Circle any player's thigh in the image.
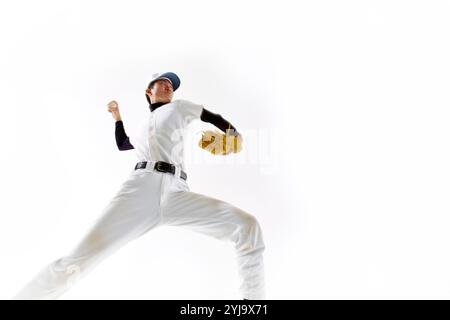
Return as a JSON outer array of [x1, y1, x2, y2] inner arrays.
[[160, 191, 260, 242], [68, 171, 164, 258]]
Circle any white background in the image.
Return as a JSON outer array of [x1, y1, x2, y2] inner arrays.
[[1, 0, 449, 299]]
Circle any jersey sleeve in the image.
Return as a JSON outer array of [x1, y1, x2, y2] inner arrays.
[[176, 99, 204, 125]]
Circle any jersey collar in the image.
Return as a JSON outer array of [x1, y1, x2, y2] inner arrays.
[[149, 101, 170, 112]]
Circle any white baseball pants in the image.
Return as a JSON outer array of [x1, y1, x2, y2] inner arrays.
[[13, 162, 266, 300]]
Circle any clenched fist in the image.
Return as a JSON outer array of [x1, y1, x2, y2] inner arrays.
[[107, 100, 122, 121]]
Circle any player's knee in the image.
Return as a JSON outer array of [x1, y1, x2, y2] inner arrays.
[[38, 256, 83, 292], [232, 210, 265, 253], [242, 213, 259, 232]]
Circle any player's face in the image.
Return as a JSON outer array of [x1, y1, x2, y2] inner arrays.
[[148, 79, 173, 103]]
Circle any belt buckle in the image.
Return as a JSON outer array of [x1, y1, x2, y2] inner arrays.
[[154, 161, 167, 172]]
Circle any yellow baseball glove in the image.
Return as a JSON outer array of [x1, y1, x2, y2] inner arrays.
[[198, 128, 243, 155]]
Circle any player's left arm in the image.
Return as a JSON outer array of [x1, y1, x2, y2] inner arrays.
[[200, 108, 241, 137], [115, 120, 135, 151]]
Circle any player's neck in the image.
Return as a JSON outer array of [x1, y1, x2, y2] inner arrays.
[[149, 101, 170, 112]]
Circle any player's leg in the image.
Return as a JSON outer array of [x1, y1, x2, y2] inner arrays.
[[13, 170, 165, 300], [160, 190, 266, 300]]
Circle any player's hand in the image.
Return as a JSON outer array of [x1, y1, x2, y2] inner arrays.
[[107, 100, 122, 121]]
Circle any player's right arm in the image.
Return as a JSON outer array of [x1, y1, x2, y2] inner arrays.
[[107, 101, 135, 151]]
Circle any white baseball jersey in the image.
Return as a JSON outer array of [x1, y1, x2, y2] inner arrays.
[[129, 99, 204, 172]]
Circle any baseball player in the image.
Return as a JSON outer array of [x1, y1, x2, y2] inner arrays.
[[13, 72, 266, 300]]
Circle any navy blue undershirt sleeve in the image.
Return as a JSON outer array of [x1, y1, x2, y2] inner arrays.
[[200, 108, 240, 136], [115, 120, 134, 151]]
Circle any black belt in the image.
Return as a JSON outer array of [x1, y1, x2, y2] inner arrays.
[[134, 161, 187, 180]]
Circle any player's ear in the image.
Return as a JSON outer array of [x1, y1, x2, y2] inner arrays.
[[145, 88, 152, 97]]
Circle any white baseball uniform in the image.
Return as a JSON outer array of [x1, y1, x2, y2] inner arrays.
[[13, 99, 266, 300]]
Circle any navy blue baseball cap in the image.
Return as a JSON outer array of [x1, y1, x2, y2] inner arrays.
[[148, 72, 180, 91]]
